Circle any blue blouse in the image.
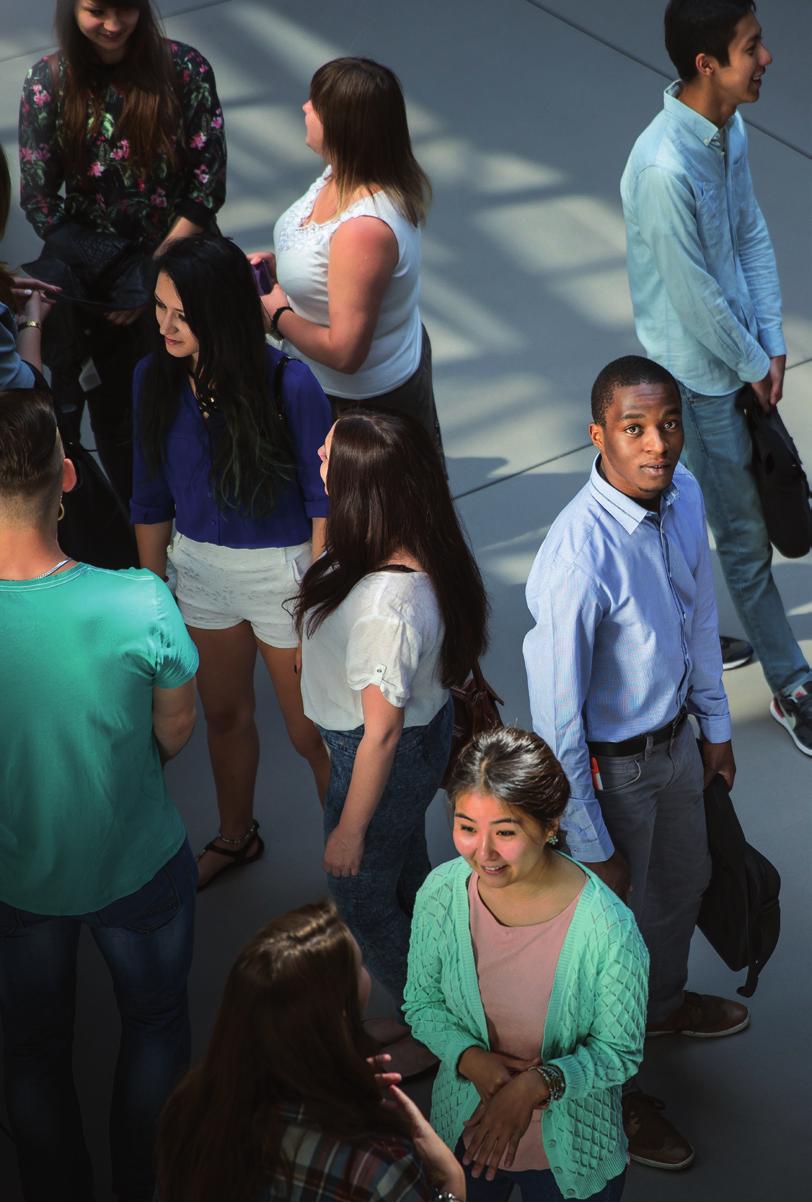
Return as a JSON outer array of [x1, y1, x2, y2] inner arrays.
[[130, 346, 331, 548], [1, 301, 35, 390]]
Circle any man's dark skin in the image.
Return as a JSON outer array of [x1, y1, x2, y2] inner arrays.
[[584, 380, 736, 899]]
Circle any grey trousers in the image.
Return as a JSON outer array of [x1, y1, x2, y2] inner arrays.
[[593, 720, 711, 1024]]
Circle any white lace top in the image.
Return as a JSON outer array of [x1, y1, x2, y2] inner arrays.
[[273, 168, 423, 399], [300, 570, 447, 731]]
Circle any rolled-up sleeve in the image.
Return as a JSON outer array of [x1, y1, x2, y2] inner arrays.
[[283, 358, 332, 519], [523, 553, 615, 862], [130, 359, 176, 524]]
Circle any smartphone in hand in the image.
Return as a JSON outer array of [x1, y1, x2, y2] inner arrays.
[[251, 261, 275, 295]]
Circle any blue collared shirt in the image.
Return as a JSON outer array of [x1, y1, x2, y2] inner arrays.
[[131, 346, 331, 548], [620, 83, 785, 396], [523, 459, 731, 862]]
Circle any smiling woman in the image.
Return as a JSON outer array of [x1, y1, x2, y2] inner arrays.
[[404, 726, 648, 1202]]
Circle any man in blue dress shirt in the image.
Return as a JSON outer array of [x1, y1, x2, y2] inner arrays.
[[621, 0, 812, 755], [524, 356, 747, 1172]]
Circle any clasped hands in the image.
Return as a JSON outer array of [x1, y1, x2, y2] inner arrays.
[[458, 1047, 550, 1180]]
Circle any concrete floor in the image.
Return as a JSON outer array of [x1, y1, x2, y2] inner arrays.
[[1, 1, 810, 1198]]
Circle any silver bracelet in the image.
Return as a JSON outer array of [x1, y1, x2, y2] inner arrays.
[[531, 1063, 566, 1103]]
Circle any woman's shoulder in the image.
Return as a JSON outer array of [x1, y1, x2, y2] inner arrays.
[[166, 39, 214, 76], [353, 570, 439, 625], [416, 857, 469, 905], [23, 53, 59, 88]]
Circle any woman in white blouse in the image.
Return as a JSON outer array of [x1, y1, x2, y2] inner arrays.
[[249, 57, 440, 443], [295, 410, 487, 1063]]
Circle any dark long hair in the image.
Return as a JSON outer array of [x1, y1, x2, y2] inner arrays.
[[0, 144, 14, 310], [310, 57, 431, 225], [139, 235, 296, 517], [155, 901, 411, 1202], [53, 0, 181, 174], [294, 411, 488, 686]]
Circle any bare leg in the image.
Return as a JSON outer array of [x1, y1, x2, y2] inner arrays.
[[188, 622, 262, 888], [256, 642, 331, 805]]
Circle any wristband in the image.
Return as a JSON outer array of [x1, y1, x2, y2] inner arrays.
[[270, 304, 293, 338], [531, 1063, 566, 1104], [18, 319, 42, 331]]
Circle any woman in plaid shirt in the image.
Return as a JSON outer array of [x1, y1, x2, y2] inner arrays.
[[156, 900, 465, 1202]]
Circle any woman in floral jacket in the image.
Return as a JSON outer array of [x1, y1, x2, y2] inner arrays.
[[18, 0, 226, 506]]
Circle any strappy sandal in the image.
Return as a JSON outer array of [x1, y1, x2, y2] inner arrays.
[[196, 819, 265, 892]]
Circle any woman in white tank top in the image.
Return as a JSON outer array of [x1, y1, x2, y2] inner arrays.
[[249, 58, 442, 444]]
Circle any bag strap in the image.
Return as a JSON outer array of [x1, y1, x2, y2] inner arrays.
[[469, 661, 505, 706]]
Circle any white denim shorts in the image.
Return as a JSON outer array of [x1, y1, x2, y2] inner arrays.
[[167, 533, 310, 648]]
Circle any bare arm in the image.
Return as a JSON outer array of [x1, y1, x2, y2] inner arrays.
[[311, 516, 327, 563], [152, 679, 196, 763], [135, 521, 173, 580], [263, 216, 398, 373], [322, 683, 404, 876]]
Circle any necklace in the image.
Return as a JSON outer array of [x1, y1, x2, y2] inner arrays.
[[0, 556, 74, 582]]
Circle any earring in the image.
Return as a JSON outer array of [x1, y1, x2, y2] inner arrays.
[[58, 500, 65, 521], [548, 833, 559, 846]]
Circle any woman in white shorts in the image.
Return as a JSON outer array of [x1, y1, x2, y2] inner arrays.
[[132, 235, 332, 888]]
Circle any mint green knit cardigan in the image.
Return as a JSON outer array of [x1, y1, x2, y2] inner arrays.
[[403, 857, 649, 1201]]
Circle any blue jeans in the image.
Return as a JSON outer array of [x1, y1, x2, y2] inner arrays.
[[0, 840, 197, 1202], [679, 383, 810, 694], [457, 1143, 626, 1201], [320, 697, 452, 1009]]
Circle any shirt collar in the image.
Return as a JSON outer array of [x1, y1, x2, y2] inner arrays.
[[663, 80, 733, 149], [589, 456, 679, 533]]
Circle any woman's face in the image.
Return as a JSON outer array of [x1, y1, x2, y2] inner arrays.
[[452, 790, 552, 891], [317, 423, 335, 493], [73, 3, 140, 65], [154, 272, 200, 365], [303, 98, 326, 157]]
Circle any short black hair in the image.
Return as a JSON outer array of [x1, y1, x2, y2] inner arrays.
[[665, 0, 757, 80], [0, 390, 63, 517], [590, 356, 680, 425]]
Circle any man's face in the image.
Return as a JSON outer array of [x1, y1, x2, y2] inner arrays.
[[589, 382, 684, 505], [707, 12, 772, 108]]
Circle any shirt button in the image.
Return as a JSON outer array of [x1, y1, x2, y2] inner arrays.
[[548, 1140, 557, 1148], [566, 1191, 575, 1198]]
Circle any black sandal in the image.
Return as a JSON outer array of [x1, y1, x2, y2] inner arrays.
[[196, 820, 265, 892]]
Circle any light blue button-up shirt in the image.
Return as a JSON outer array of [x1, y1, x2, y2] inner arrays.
[[620, 83, 785, 396], [523, 459, 731, 862]]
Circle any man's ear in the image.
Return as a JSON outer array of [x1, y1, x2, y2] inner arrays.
[[62, 457, 78, 495], [695, 52, 715, 77], [588, 422, 604, 453]]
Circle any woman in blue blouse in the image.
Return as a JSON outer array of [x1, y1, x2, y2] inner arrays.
[[132, 235, 332, 889]]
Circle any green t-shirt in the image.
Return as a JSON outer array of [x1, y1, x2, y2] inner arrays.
[[0, 564, 199, 915]]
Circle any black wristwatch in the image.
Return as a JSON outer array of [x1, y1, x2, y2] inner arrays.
[[270, 304, 293, 338]]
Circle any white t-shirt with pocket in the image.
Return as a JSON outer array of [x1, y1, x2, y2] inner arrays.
[[300, 570, 447, 731]]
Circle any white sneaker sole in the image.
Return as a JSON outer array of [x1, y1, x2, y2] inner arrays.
[[629, 1149, 696, 1171], [647, 1012, 750, 1039], [770, 699, 812, 757], [722, 654, 752, 671]]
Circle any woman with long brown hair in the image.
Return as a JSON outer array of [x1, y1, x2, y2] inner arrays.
[[18, 0, 226, 502], [156, 901, 466, 1202], [295, 410, 488, 1070], [249, 57, 441, 442]]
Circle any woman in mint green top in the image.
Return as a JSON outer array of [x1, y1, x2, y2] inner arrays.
[[403, 727, 648, 1202]]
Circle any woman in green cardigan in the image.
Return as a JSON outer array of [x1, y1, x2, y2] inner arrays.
[[403, 727, 649, 1201]]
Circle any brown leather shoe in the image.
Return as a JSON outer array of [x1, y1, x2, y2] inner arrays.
[[622, 1093, 695, 1171], [647, 991, 750, 1039]]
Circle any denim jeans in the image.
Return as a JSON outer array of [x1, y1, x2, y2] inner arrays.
[[457, 1141, 626, 1202], [679, 382, 810, 694], [0, 840, 197, 1202], [320, 697, 452, 1009]]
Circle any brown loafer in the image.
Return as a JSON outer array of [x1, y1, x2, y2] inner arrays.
[[622, 1092, 695, 1171], [647, 991, 750, 1039]]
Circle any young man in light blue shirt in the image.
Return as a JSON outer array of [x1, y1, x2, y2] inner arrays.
[[524, 356, 748, 1172], [620, 0, 812, 755]]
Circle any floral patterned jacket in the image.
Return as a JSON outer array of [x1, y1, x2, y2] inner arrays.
[[18, 41, 226, 249]]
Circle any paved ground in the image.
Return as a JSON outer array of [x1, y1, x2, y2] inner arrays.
[[1, 2, 810, 1198]]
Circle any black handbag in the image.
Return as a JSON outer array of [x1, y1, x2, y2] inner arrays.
[[697, 773, 781, 997], [738, 387, 812, 558]]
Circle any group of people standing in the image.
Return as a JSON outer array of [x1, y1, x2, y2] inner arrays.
[[0, 1, 805, 1201]]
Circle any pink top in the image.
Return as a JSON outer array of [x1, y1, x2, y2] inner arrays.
[[465, 872, 583, 1172]]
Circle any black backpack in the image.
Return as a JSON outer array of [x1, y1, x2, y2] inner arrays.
[[697, 773, 781, 997], [739, 388, 812, 558]]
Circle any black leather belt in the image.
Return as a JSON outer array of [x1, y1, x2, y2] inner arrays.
[[588, 707, 687, 758]]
